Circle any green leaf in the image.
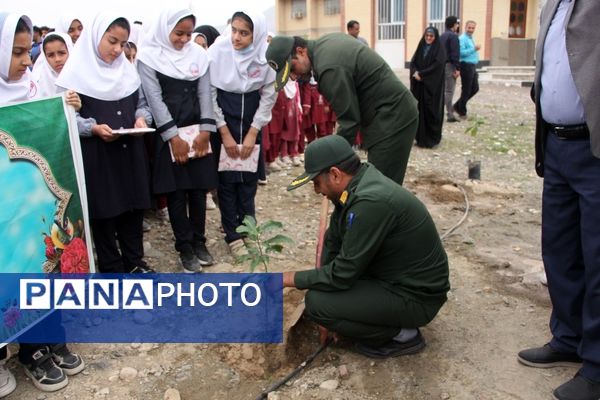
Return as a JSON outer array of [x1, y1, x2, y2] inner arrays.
[[250, 258, 261, 273], [266, 244, 284, 253], [258, 220, 283, 233], [264, 234, 294, 246]]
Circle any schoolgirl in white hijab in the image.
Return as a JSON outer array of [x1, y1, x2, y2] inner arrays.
[[208, 12, 275, 94], [56, 13, 140, 102], [0, 12, 37, 103], [31, 32, 73, 97], [206, 11, 277, 254], [56, 12, 153, 274], [57, 14, 83, 43], [137, 8, 218, 272], [137, 8, 209, 82]]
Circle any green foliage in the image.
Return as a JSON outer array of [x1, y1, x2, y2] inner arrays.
[[465, 116, 486, 137], [235, 216, 294, 272]]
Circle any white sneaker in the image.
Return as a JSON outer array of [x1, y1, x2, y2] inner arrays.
[[291, 156, 302, 166], [206, 194, 217, 210], [280, 156, 292, 167], [268, 162, 281, 172], [0, 363, 16, 398], [155, 207, 169, 222]]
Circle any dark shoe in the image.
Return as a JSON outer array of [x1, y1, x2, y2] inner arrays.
[[22, 347, 68, 392], [453, 104, 467, 119], [50, 344, 85, 376], [553, 373, 600, 400], [518, 344, 582, 368], [447, 116, 459, 123], [354, 330, 426, 359], [180, 252, 202, 273], [129, 264, 156, 274], [193, 242, 214, 266]]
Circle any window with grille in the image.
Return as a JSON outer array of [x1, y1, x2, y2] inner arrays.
[[377, 0, 405, 40], [324, 0, 341, 15], [428, 0, 461, 33], [291, 0, 307, 19], [509, 0, 527, 38]]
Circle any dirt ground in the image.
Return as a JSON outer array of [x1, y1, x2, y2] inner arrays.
[[3, 79, 577, 400]]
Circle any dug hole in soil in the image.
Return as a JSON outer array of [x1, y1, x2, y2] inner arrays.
[[3, 82, 577, 400]]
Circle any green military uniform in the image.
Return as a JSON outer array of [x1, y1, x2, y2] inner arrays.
[[307, 33, 418, 185], [294, 163, 449, 346]]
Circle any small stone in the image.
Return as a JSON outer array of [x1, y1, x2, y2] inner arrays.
[[130, 343, 141, 349], [267, 392, 280, 400], [441, 393, 451, 400], [319, 380, 339, 390], [507, 149, 517, 156], [369, 361, 375, 367], [95, 388, 110, 397], [164, 388, 181, 400], [108, 375, 119, 382], [482, 286, 492, 293], [119, 367, 138, 381], [37, 395, 47, 400], [241, 344, 253, 360], [338, 365, 349, 379]]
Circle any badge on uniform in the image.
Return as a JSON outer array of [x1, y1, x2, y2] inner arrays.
[[347, 212, 355, 229]]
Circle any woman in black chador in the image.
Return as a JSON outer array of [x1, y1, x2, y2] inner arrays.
[[410, 27, 446, 148]]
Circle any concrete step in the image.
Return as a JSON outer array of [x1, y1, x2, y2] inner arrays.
[[478, 76, 533, 87], [479, 66, 535, 74], [485, 72, 535, 80]]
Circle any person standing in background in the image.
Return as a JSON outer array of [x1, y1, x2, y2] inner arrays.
[[517, 1, 600, 399], [439, 16, 460, 123], [347, 20, 368, 46], [409, 27, 446, 149], [453, 20, 479, 119]]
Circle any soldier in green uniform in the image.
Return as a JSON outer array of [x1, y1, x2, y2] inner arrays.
[[266, 34, 418, 185], [284, 135, 449, 358]]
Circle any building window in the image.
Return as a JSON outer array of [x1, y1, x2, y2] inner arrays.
[[509, 0, 527, 38], [377, 0, 405, 40], [324, 0, 341, 15], [291, 0, 307, 19], [428, 0, 461, 33]]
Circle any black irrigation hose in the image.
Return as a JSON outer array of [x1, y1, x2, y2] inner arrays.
[[254, 339, 331, 400], [255, 184, 469, 399]]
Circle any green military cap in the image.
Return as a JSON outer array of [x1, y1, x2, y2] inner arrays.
[[266, 36, 295, 91], [288, 135, 357, 191]]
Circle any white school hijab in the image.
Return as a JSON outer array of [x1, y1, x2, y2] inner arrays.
[[31, 32, 73, 97], [56, 13, 140, 101], [208, 12, 275, 93], [0, 12, 38, 103], [136, 8, 208, 81], [57, 14, 80, 38]]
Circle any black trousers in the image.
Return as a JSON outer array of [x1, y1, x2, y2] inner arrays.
[[166, 188, 207, 254], [454, 62, 479, 116], [91, 210, 145, 273], [218, 181, 257, 244]]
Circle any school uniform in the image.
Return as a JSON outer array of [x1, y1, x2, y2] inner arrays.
[[56, 12, 152, 273], [207, 13, 277, 245], [137, 8, 217, 265]]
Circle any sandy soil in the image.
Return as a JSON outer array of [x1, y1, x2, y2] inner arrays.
[[3, 81, 576, 400]]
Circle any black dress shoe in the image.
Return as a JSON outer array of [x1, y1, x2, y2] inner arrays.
[[554, 373, 600, 400], [518, 344, 582, 368], [354, 330, 426, 359]]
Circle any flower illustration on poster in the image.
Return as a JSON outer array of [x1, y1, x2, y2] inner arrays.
[[42, 213, 89, 274]]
